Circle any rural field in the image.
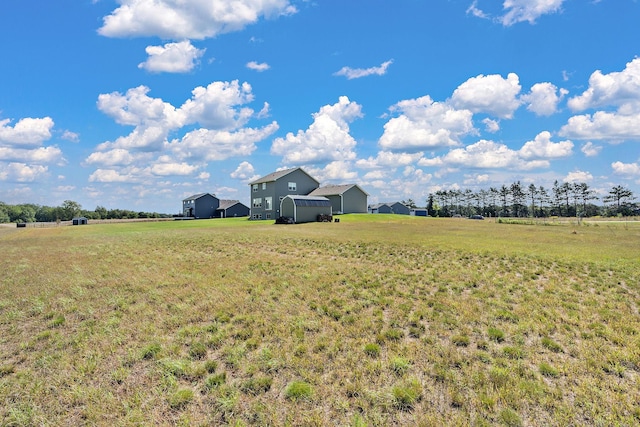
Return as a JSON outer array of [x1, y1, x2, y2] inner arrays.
[[1, 215, 639, 426]]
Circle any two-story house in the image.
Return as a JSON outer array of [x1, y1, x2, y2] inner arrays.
[[248, 167, 320, 220]]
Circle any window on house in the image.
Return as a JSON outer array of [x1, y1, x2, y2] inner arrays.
[[262, 183, 267, 190], [252, 198, 262, 208], [252, 184, 258, 192], [266, 213, 271, 219], [265, 197, 272, 210], [288, 182, 296, 191]]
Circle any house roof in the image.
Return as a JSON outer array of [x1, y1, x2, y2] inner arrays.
[[183, 193, 216, 202], [284, 195, 332, 207], [217, 200, 245, 210], [249, 167, 319, 185], [369, 202, 407, 209], [369, 203, 390, 209], [308, 183, 369, 197]]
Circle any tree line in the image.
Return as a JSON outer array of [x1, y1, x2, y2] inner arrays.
[[420, 182, 637, 218], [0, 200, 171, 223]]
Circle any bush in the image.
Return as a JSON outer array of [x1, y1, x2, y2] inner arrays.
[[285, 381, 313, 401]]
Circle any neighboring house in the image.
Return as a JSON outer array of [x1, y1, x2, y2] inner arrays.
[[72, 217, 88, 225], [182, 193, 220, 218], [308, 184, 368, 214], [280, 195, 332, 224], [249, 167, 320, 220], [216, 200, 249, 218], [369, 202, 411, 215]]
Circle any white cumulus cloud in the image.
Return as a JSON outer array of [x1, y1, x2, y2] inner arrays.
[[423, 139, 550, 171], [139, 41, 205, 73], [561, 58, 640, 142], [231, 161, 258, 181], [170, 123, 279, 161], [0, 163, 48, 183], [271, 96, 362, 164], [612, 161, 640, 176], [581, 141, 602, 157], [99, 0, 297, 40], [564, 170, 593, 183], [450, 73, 522, 119], [519, 131, 573, 159], [521, 82, 568, 116], [379, 95, 475, 151], [567, 58, 640, 113], [0, 117, 54, 146]]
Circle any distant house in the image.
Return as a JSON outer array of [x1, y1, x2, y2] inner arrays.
[[249, 167, 320, 220], [216, 200, 249, 218], [182, 193, 219, 218], [369, 202, 411, 215], [280, 195, 332, 224], [72, 217, 88, 225], [308, 184, 368, 214]]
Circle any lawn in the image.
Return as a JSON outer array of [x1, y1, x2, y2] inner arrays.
[[1, 215, 639, 426]]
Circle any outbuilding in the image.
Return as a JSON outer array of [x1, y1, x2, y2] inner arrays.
[[72, 217, 88, 225], [279, 195, 332, 224]]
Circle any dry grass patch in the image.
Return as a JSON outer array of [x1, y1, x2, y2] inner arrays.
[[1, 217, 639, 425]]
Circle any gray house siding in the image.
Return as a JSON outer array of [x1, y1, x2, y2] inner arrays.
[[369, 202, 410, 215], [390, 202, 411, 215], [183, 193, 220, 218], [280, 196, 332, 223], [308, 184, 368, 214], [217, 200, 249, 218], [249, 168, 319, 220], [342, 186, 368, 213]]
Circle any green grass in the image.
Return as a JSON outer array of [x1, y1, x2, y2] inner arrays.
[[1, 215, 639, 425]]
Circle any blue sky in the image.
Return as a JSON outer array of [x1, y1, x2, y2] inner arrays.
[[1, 0, 639, 214]]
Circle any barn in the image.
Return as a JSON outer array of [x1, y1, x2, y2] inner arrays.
[[280, 195, 332, 224]]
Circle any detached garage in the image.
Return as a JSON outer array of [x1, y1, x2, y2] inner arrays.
[[280, 195, 332, 224]]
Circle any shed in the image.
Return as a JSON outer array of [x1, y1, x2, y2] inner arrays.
[[72, 217, 88, 225], [280, 195, 332, 224]]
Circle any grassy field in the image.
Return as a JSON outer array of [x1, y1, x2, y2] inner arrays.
[[1, 215, 639, 426]]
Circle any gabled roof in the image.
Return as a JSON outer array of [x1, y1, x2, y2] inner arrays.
[[249, 167, 319, 185], [308, 183, 369, 197], [369, 203, 389, 209], [284, 195, 332, 207], [183, 193, 217, 202], [217, 199, 245, 210]]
